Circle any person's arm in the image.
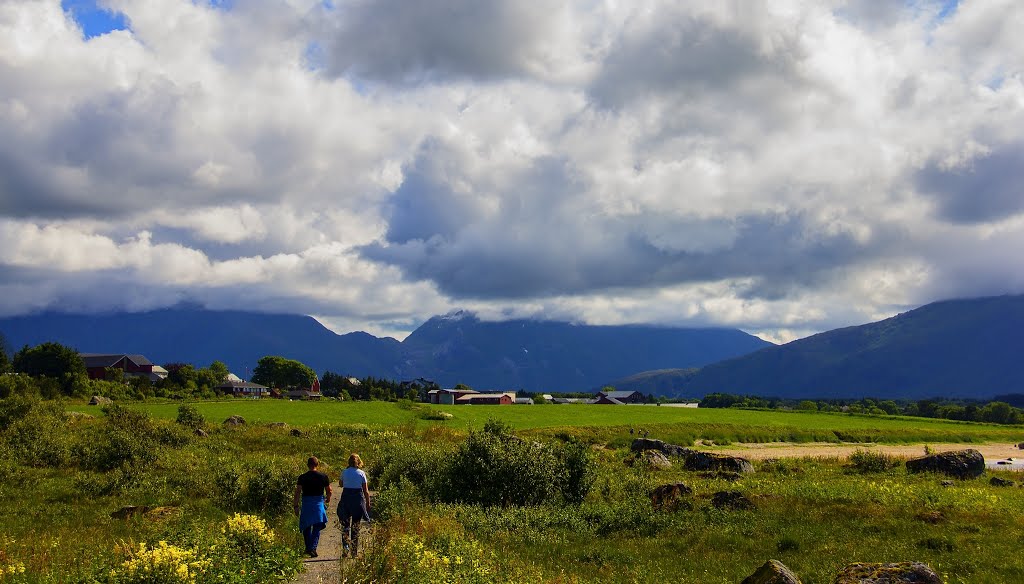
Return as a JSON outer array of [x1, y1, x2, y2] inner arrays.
[[362, 480, 370, 509], [293, 484, 302, 516], [325, 482, 333, 507]]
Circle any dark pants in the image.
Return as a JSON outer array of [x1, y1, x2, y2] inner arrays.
[[338, 488, 369, 554], [301, 522, 325, 553]]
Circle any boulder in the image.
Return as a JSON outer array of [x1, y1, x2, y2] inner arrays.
[[631, 438, 689, 457], [741, 560, 802, 584], [990, 476, 1015, 487], [1018, 442, 1024, 450], [711, 490, 755, 510], [685, 451, 754, 474], [650, 482, 692, 512], [194, 428, 209, 438], [833, 562, 941, 584], [630, 438, 754, 473], [88, 395, 113, 406], [627, 450, 672, 470], [905, 449, 984, 479], [223, 415, 246, 426]]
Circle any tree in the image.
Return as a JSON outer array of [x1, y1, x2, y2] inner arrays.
[[0, 332, 10, 374], [12, 342, 86, 380], [251, 356, 316, 389]]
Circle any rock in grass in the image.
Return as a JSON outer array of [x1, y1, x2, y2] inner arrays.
[[194, 428, 208, 437], [630, 439, 754, 473], [88, 395, 113, 406], [741, 559, 802, 584], [290, 428, 304, 437], [650, 482, 692, 511], [833, 562, 941, 583], [990, 476, 1015, 487], [685, 451, 754, 474], [711, 490, 754, 510], [266, 422, 289, 429], [1018, 442, 1024, 449], [223, 415, 246, 426], [626, 450, 672, 470], [905, 449, 984, 479], [631, 438, 688, 457], [110, 505, 151, 520]]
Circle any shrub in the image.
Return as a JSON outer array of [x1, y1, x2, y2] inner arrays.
[[222, 513, 276, 556], [110, 541, 210, 584], [848, 449, 901, 473], [175, 404, 205, 430]]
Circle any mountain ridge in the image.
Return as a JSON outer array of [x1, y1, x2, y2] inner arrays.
[[0, 306, 770, 392], [611, 294, 1024, 400]]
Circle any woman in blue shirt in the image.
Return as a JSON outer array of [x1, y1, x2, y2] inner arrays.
[[338, 453, 371, 556]]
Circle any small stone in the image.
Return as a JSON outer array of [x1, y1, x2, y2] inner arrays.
[[990, 476, 1015, 487], [223, 415, 246, 426], [266, 422, 289, 429], [194, 428, 208, 437], [940, 480, 954, 487], [290, 428, 304, 437], [741, 559, 802, 584]]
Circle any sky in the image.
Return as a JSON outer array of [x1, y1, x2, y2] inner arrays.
[[1, 0, 1023, 343]]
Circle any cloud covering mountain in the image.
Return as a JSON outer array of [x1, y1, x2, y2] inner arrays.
[[2, 0, 1024, 341]]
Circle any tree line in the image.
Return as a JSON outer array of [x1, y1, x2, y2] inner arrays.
[[698, 392, 1024, 425], [0, 336, 441, 402]]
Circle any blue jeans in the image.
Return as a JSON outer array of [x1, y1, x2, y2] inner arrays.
[[301, 522, 326, 553]]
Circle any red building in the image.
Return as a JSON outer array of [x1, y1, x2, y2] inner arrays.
[[81, 354, 168, 382]]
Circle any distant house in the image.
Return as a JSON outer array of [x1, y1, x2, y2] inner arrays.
[[428, 388, 479, 405], [514, 397, 534, 405], [596, 390, 645, 404], [287, 389, 322, 401], [81, 354, 168, 382], [216, 379, 270, 398], [594, 395, 625, 405], [455, 392, 515, 405], [551, 397, 585, 404]]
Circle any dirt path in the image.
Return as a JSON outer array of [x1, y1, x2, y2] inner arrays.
[[707, 441, 1023, 467]]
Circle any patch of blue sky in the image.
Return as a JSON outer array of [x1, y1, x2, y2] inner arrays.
[[303, 41, 327, 72], [61, 0, 128, 39], [206, 0, 235, 11]]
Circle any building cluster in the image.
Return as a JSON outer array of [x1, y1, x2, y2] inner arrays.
[[427, 388, 645, 405]]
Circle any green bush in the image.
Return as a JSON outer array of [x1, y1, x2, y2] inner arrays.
[[175, 404, 206, 429], [848, 448, 902, 473]]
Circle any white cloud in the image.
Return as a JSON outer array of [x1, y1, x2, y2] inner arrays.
[[1, 0, 1023, 343]]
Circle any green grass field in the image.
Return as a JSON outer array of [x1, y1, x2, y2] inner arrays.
[[71, 399, 1024, 445]]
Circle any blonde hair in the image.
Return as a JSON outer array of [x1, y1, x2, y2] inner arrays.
[[347, 453, 363, 469]]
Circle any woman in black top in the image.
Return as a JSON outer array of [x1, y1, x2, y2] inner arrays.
[[293, 456, 332, 557]]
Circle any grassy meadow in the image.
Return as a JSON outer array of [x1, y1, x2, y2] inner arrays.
[[1, 398, 1022, 583], [79, 399, 1024, 444]]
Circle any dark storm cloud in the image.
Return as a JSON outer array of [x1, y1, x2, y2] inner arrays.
[[325, 0, 556, 83], [915, 143, 1024, 224], [363, 140, 887, 300], [588, 8, 804, 109]]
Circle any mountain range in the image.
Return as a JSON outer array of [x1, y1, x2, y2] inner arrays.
[[612, 295, 1024, 400], [0, 307, 770, 392], [3, 294, 1022, 398]]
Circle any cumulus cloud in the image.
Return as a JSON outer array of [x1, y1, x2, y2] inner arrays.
[[1, 0, 1024, 343]]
